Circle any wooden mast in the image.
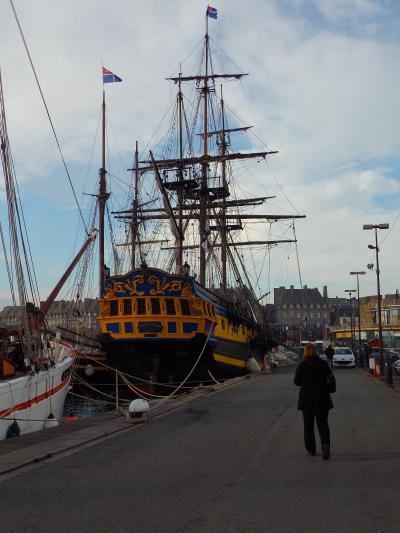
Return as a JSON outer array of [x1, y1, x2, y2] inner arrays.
[[220, 86, 227, 289], [199, 16, 209, 285], [131, 140, 139, 269], [177, 71, 184, 274], [98, 90, 107, 297]]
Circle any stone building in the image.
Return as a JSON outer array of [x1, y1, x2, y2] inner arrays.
[[0, 299, 99, 335], [273, 285, 331, 342]]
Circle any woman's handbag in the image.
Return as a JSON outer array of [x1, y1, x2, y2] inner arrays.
[[327, 372, 336, 393]]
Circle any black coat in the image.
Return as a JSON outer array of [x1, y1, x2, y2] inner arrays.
[[294, 356, 334, 412]]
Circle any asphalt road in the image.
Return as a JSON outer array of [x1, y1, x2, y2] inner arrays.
[[1, 365, 400, 533]]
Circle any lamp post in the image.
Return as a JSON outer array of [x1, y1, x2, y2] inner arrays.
[[363, 223, 391, 384], [350, 271, 366, 366], [345, 289, 357, 354]]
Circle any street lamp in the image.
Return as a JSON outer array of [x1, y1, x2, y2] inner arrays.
[[350, 271, 366, 366], [345, 289, 357, 354], [363, 223, 391, 384]]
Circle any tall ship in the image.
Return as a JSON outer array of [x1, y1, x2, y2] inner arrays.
[[94, 9, 305, 386]]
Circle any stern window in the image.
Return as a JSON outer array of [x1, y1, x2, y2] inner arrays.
[[109, 300, 118, 316], [137, 299, 146, 315], [180, 299, 191, 315], [123, 299, 132, 315], [165, 298, 176, 315], [151, 299, 161, 314]]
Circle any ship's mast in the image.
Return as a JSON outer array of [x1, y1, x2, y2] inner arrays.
[[177, 72, 184, 274], [199, 18, 210, 285], [98, 91, 107, 297], [220, 87, 227, 289], [116, 15, 306, 294], [131, 140, 139, 269]]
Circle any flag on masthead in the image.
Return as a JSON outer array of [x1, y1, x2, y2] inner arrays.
[[102, 67, 122, 84], [206, 6, 218, 19]]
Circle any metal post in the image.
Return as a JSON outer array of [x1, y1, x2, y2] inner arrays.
[[374, 228, 385, 378], [350, 272, 367, 366], [363, 223, 389, 380], [356, 275, 362, 365], [115, 369, 119, 412], [365, 227, 390, 380], [350, 298, 355, 355], [345, 289, 356, 353]]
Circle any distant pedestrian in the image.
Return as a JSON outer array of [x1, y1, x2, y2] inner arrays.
[[325, 344, 334, 369], [294, 342, 334, 460]]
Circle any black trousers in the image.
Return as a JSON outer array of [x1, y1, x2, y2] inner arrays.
[[302, 410, 330, 453]]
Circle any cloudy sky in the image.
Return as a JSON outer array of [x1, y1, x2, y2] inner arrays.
[[0, 0, 399, 308]]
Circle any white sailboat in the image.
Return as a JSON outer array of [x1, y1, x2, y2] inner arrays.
[[0, 68, 95, 440]]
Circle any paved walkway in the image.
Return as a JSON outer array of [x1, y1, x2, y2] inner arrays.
[[1, 366, 400, 532]]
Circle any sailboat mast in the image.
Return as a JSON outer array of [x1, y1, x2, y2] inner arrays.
[[220, 87, 227, 289], [199, 19, 210, 285], [131, 140, 139, 270], [98, 90, 107, 297]]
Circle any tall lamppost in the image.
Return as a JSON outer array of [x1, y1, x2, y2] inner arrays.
[[350, 271, 366, 366], [345, 289, 357, 354], [363, 223, 391, 384]]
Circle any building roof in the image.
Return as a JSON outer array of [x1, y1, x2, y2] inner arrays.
[[274, 286, 325, 307]]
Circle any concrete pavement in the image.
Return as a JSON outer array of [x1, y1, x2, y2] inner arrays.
[[1, 365, 400, 532]]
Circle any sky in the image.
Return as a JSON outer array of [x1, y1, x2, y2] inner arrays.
[[0, 0, 399, 308]]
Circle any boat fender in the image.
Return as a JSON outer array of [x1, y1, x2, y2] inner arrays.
[[6, 420, 21, 439], [84, 363, 95, 377], [246, 357, 261, 373], [128, 399, 150, 419], [44, 412, 58, 429]]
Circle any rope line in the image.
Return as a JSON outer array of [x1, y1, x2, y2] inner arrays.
[[148, 327, 213, 413], [76, 350, 215, 388]]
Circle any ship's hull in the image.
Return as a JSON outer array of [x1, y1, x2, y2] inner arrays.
[[92, 267, 270, 391], [0, 344, 74, 441], [99, 333, 260, 381]]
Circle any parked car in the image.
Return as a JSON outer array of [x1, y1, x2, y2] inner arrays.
[[370, 348, 400, 363], [333, 347, 355, 368], [393, 359, 400, 376]]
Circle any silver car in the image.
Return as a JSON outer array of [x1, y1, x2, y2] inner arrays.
[[333, 347, 355, 368]]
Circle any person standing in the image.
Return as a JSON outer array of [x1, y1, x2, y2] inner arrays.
[[294, 343, 334, 460], [325, 344, 335, 369]]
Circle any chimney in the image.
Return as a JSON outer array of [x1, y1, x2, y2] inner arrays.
[[323, 286, 328, 299]]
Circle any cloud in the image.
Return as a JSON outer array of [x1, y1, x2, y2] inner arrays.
[[312, 0, 386, 22]]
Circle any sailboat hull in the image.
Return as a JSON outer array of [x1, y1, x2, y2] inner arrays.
[[0, 348, 74, 441]]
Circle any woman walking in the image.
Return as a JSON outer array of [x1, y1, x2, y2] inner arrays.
[[294, 343, 334, 460]]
